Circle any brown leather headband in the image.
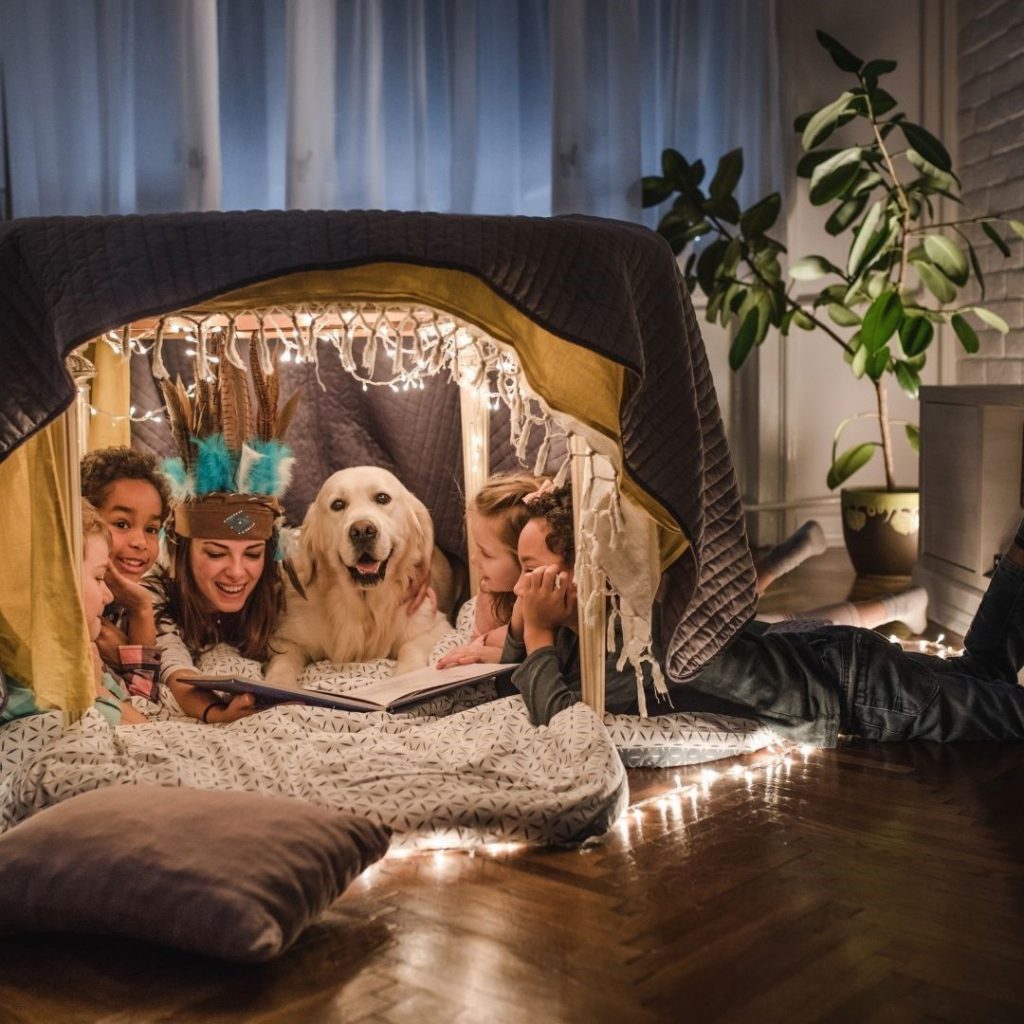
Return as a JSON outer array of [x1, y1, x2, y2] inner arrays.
[[172, 493, 279, 541]]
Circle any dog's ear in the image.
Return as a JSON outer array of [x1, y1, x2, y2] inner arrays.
[[404, 490, 435, 571], [296, 498, 325, 588]]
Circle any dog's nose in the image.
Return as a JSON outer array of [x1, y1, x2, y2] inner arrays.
[[349, 520, 378, 544]]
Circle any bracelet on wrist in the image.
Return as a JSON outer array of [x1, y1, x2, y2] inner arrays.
[[200, 700, 225, 724]]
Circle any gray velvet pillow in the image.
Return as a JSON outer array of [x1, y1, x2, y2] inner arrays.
[[0, 785, 390, 962]]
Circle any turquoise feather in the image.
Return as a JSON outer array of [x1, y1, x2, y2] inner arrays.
[[246, 439, 295, 496], [193, 434, 238, 493], [160, 457, 192, 501]]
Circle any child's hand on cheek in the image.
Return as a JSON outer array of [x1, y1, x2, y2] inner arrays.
[[105, 561, 154, 613], [514, 566, 575, 650]]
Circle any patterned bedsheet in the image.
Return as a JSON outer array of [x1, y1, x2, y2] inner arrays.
[[0, 603, 774, 846]]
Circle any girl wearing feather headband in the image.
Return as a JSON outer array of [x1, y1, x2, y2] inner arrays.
[[150, 334, 301, 724]]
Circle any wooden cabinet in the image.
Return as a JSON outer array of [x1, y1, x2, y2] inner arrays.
[[914, 386, 1024, 634]]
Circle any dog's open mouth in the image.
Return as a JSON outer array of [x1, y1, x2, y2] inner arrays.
[[346, 553, 390, 587]]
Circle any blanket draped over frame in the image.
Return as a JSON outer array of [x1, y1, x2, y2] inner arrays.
[[0, 210, 756, 679]]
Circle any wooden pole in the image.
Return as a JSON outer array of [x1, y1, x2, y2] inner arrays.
[[569, 434, 606, 716], [458, 344, 491, 595]]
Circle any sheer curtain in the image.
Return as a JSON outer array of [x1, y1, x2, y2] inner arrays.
[[0, 0, 780, 218]]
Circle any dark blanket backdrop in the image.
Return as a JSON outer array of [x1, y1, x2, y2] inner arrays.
[[0, 210, 756, 678], [131, 344, 561, 572]]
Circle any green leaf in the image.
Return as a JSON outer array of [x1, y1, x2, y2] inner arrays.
[[895, 361, 921, 398], [791, 309, 815, 330], [661, 148, 689, 188], [828, 303, 862, 327], [905, 423, 920, 453], [641, 176, 673, 207], [672, 195, 702, 218], [951, 313, 979, 353], [656, 207, 691, 233], [865, 270, 892, 299], [913, 260, 956, 303], [851, 170, 884, 196], [680, 220, 713, 244], [788, 255, 836, 281], [905, 147, 957, 191], [709, 148, 744, 201], [689, 159, 706, 187], [825, 194, 868, 235], [729, 309, 760, 371], [847, 199, 884, 276], [703, 194, 741, 224], [739, 193, 781, 237], [827, 443, 877, 490], [809, 147, 864, 205], [867, 346, 891, 380], [816, 31, 863, 73], [982, 221, 1012, 257], [966, 240, 986, 300], [802, 91, 857, 150], [899, 121, 952, 172], [866, 88, 898, 117], [898, 315, 934, 357], [851, 344, 868, 378], [971, 306, 1010, 333], [753, 248, 783, 284], [861, 290, 903, 352], [1009, 220, 1024, 239], [923, 235, 969, 285], [862, 58, 897, 81], [796, 149, 840, 178], [696, 238, 729, 295], [793, 109, 814, 133], [721, 238, 743, 277]]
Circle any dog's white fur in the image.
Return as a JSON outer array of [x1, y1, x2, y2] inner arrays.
[[265, 467, 452, 685]]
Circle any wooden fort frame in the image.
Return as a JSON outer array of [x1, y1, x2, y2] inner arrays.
[[68, 293, 615, 714]]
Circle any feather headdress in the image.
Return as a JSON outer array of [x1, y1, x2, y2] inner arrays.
[[159, 333, 300, 542]]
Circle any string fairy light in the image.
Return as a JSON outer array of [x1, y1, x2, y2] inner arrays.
[[87, 302, 563, 474], [359, 743, 819, 877]]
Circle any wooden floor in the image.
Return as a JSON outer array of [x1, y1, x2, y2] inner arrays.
[[3, 551, 1024, 1023]]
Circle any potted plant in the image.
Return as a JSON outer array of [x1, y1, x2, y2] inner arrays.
[[642, 30, 1023, 574]]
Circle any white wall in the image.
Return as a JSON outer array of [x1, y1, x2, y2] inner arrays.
[[956, 0, 1024, 384], [721, 0, 958, 546]]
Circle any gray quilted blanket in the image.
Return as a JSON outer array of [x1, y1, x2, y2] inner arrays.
[[0, 210, 756, 678]]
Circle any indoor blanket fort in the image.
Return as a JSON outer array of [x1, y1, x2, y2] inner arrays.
[[0, 209, 766, 851]]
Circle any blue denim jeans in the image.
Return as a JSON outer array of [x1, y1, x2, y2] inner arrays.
[[675, 556, 1024, 745]]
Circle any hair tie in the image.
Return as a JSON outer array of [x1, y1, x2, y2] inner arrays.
[[522, 480, 556, 505]]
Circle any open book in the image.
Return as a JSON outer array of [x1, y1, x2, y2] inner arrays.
[[187, 660, 517, 714]]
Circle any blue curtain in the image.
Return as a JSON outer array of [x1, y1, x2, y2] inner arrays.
[[0, 0, 780, 219]]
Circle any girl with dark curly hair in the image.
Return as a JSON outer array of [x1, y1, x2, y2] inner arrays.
[[80, 446, 171, 704]]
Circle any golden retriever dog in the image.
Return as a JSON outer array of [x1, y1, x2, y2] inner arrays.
[[265, 467, 454, 685]]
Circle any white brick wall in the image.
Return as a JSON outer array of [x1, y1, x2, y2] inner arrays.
[[957, 0, 1024, 382]]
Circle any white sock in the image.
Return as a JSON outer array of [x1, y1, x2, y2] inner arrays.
[[881, 586, 929, 635]]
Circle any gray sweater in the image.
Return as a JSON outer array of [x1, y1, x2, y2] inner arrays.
[[501, 628, 645, 726]]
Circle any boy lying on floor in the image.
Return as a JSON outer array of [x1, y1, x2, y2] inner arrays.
[[504, 483, 1024, 745]]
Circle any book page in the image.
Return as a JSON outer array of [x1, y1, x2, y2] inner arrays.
[[304, 661, 515, 707]]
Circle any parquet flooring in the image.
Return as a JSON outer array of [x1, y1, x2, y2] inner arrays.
[[2, 551, 1024, 1023]]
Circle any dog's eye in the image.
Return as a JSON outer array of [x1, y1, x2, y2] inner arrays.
[[374, 493, 391, 505], [330, 499, 347, 511]]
